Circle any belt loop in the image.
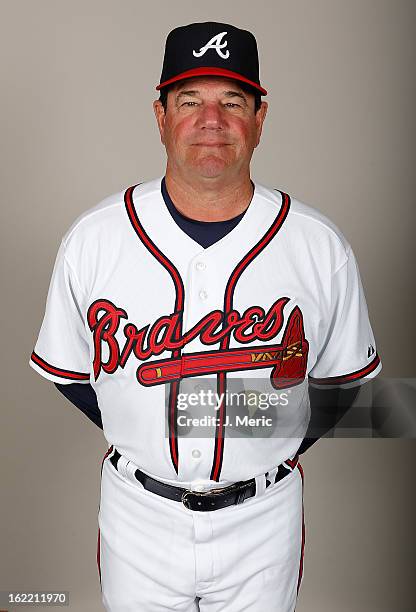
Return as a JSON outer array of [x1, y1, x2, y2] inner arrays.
[[267, 467, 279, 487], [117, 455, 133, 482], [126, 460, 140, 483], [255, 474, 266, 498]]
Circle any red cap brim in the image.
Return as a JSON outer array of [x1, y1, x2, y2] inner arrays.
[[156, 66, 267, 95]]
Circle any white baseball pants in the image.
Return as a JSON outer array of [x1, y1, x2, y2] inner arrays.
[[97, 451, 305, 611]]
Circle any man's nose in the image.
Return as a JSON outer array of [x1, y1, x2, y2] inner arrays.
[[197, 102, 226, 128]]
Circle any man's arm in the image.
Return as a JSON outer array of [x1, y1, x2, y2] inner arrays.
[[296, 383, 361, 455], [54, 382, 103, 429]]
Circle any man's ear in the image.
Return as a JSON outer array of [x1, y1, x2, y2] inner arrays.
[[153, 100, 166, 145], [254, 100, 268, 148]]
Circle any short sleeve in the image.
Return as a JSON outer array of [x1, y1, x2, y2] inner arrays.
[[29, 239, 91, 384], [308, 245, 382, 388]]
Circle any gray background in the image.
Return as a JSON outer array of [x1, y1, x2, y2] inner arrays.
[[1, 1, 415, 610]]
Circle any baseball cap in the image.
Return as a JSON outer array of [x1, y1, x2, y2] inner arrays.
[[156, 22, 267, 95]]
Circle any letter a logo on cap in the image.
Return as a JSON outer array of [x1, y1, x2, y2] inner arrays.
[[193, 32, 230, 59]]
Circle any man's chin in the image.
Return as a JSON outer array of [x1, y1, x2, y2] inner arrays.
[[190, 157, 232, 179]]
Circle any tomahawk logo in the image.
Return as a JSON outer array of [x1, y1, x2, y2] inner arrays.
[[193, 32, 230, 59]]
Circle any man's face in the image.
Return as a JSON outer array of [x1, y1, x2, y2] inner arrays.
[[153, 76, 268, 180]]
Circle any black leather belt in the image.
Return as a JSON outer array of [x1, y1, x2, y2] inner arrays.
[[109, 448, 298, 512]]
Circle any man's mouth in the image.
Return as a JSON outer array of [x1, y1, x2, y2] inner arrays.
[[193, 142, 230, 146]]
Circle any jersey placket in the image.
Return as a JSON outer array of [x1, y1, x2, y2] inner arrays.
[[176, 251, 224, 484]]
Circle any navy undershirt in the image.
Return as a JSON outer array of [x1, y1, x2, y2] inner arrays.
[[161, 175, 252, 248]]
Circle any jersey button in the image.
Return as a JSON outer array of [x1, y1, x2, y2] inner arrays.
[[192, 449, 202, 459], [195, 261, 206, 271], [199, 290, 208, 300]]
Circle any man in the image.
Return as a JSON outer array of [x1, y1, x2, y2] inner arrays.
[[29, 22, 381, 611]]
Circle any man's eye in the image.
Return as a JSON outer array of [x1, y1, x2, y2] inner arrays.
[[225, 102, 240, 108], [182, 101, 198, 107]]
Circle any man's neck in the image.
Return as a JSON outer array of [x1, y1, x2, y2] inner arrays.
[[164, 169, 254, 222]]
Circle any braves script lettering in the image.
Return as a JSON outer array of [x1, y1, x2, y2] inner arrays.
[[87, 297, 296, 383]]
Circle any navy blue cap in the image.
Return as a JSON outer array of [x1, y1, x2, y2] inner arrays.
[[157, 22, 267, 95]]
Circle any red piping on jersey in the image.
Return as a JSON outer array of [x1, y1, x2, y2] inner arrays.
[[30, 351, 90, 381], [210, 190, 291, 481], [124, 185, 185, 474], [296, 462, 305, 595], [308, 353, 380, 386], [285, 455, 299, 470]]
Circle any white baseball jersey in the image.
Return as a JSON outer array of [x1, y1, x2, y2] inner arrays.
[[29, 177, 381, 484]]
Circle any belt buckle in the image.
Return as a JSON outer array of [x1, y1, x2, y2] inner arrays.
[[181, 489, 193, 509], [181, 482, 243, 510], [181, 489, 211, 510]]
